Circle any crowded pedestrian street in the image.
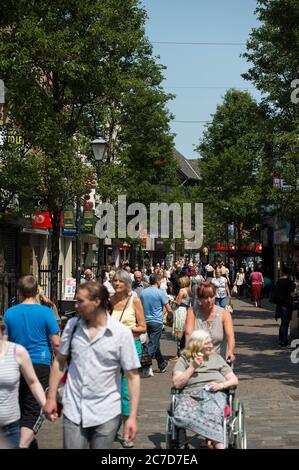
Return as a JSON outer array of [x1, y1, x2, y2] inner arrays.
[[37, 298, 299, 450], [1, 0, 299, 456]]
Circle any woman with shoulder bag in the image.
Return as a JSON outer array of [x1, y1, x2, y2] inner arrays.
[[111, 270, 146, 448], [235, 268, 245, 299]]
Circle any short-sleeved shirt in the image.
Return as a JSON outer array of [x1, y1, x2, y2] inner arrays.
[[173, 353, 232, 390], [140, 287, 168, 324], [211, 276, 227, 298], [4, 304, 59, 365], [59, 314, 140, 428]]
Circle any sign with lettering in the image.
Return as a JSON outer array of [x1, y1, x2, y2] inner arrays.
[[81, 209, 95, 234], [62, 208, 76, 236], [64, 278, 76, 300]]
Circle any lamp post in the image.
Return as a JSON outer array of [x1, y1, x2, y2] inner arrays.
[[91, 137, 108, 280], [75, 193, 82, 288]]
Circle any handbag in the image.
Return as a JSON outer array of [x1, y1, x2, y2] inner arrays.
[[226, 298, 234, 314], [140, 342, 152, 367], [231, 285, 238, 297], [57, 318, 79, 405]]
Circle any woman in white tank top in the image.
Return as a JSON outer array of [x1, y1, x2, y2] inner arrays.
[[0, 319, 46, 448]]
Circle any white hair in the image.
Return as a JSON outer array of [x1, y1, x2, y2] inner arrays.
[[181, 329, 212, 360], [112, 269, 132, 292]]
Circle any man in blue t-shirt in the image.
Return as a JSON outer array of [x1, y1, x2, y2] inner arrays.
[[140, 274, 173, 373], [4, 275, 60, 448]]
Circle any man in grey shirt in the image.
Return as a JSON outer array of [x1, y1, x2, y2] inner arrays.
[[132, 271, 149, 297], [43, 282, 140, 449]]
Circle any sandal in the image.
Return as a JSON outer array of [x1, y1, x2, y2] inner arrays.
[[120, 440, 134, 448], [116, 434, 134, 448]]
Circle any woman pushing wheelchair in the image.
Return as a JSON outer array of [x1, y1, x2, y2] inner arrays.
[[172, 329, 238, 449]]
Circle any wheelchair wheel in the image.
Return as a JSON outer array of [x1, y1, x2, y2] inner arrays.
[[166, 415, 175, 449], [233, 400, 247, 449], [165, 415, 186, 449]]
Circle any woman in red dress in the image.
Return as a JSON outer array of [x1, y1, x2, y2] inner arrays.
[[249, 266, 264, 307]]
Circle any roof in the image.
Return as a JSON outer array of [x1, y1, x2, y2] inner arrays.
[[173, 149, 201, 181]]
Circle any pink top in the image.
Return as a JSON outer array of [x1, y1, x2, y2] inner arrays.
[[250, 271, 264, 286]]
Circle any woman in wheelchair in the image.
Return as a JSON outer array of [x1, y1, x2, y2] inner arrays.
[[172, 329, 238, 449]]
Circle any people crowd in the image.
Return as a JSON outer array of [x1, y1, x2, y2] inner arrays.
[[1, 257, 298, 449]]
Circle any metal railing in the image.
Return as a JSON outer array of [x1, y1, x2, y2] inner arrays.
[[0, 272, 20, 316], [38, 265, 63, 301], [0, 266, 63, 315]]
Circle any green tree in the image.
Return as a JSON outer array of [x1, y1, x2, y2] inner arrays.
[[0, 0, 176, 300], [196, 89, 264, 266], [0, 138, 36, 220], [242, 0, 299, 264]]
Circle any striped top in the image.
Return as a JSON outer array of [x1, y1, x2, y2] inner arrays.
[[0, 342, 20, 426]]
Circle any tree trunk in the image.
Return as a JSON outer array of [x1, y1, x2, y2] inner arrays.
[[50, 211, 61, 306], [238, 225, 243, 271]]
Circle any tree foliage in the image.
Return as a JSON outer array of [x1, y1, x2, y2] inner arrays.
[[196, 89, 264, 254], [242, 0, 299, 263], [0, 0, 178, 298]]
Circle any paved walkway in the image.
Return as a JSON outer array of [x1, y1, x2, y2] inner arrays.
[[38, 299, 299, 449]]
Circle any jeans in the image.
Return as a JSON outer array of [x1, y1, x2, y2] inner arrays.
[[146, 322, 167, 370], [63, 415, 120, 449], [215, 297, 227, 308], [2, 420, 20, 448], [277, 305, 292, 345]]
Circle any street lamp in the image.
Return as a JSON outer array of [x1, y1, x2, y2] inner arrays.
[[91, 137, 107, 162], [75, 138, 107, 288], [91, 137, 108, 280]]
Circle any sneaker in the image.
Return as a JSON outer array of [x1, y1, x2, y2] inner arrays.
[[159, 362, 168, 373], [148, 366, 154, 376]]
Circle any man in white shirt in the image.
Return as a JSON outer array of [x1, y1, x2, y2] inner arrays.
[[43, 282, 140, 449]]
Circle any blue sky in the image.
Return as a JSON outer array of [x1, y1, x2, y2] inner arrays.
[[141, 0, 260, 159]]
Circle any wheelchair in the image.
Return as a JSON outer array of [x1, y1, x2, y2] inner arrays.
[[166, 385, 247, 449]]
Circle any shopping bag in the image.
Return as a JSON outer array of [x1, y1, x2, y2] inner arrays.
[[231, 285, 238, 297]]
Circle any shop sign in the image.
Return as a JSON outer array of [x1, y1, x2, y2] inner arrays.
[[32, 211, 63, 230], [7, 129, 24, 145], [119, 245, 129, 251], [32, 211, 52, 229], [273, 177, 292, 191], [62, 208, 76, 236], [81, 209, 95, 234], [64, 278, 76, 300]]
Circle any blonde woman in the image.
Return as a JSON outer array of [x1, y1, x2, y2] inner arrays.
[[110, 270, 146, 448], [235, 268, 245, 298], [172, 329, 238, 449], [172, 276, 191, 359]]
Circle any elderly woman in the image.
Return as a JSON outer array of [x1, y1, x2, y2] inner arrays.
[[103, 270, 116, 297], [110, 270, 146, 448], [185, 282, 235, 361], [172, 329, 238, 449]]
